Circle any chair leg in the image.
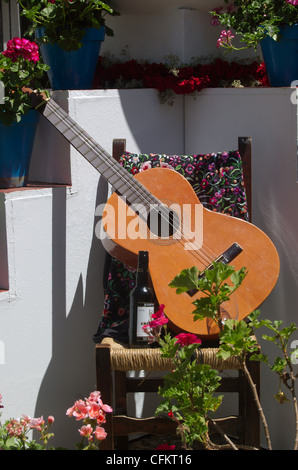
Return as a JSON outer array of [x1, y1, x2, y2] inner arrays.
[[239, 359, 260, 449], [114, 370, 129, 449], [96, 344, 114, 450]]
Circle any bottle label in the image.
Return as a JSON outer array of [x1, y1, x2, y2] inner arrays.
[[136, 303, 154, 338]]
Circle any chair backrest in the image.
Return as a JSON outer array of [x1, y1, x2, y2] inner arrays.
[[112, 137, 252, 221], [238, 137, 252, 221]]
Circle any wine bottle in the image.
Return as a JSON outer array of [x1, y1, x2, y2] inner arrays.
[[129, 251, 155, 346]]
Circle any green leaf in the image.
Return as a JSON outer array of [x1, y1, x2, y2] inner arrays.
[[169, 266, 199, 294], [271, 357, 287, 373], [250, 353, 268, 363]]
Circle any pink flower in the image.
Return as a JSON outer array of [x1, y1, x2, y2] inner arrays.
[[88, 403, 106, 423], [102, 403, 113, 413], [217, 29, 235, 49], [94, 426, 107, 441], [88, 391, 102, 402], [67, 391, 113, 425], [0, 393, 3, 409], [7, 422, 24, 437], [66, 399, 89, 421], [142, 304, 168, 343], [27, 416, 45, 431], [143, 304, 168, 330], [79, 424, 93, 438], [175, 333, 202, 346], [142, 304, 169, 343], [151, 304, 168, 325], [87, 391, 113, 414], [286, 0, 298, 4], [148, 315, 168, 329], [48, 415, 55, 425]]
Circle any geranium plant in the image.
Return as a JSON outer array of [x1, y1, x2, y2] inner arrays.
[[13, 0, 119, 51], [0, 394, 55, 450], [156, 330, 225, 450], [0, 37, 49, 125], [0, 390, 112, 450], [211, 0, 298, 51], [66, 390, 113, 450], [142, 304, 235, 449], [154, 261, 298, 450]]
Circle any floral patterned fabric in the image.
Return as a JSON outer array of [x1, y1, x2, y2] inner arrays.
[[93, 150, 249, 344]]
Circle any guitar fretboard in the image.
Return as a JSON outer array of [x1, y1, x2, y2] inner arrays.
[[42, 98, 160, 212]]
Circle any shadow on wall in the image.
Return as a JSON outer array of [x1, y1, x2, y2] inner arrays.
[[33, 179, 108, 449], [117, 89, 185, 155]]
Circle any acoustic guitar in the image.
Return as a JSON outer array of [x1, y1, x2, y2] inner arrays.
[[31, 92, 280, 341]]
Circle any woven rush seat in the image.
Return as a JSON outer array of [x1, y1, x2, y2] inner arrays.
[[99, 336, 243, 372], [96, 337, 260, 450]]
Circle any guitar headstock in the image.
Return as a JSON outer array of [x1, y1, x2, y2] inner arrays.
[[22, 87, 49, 113]]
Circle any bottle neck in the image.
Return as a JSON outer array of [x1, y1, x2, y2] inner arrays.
[[135, 251, 150, 286], [136, 265, 149, 286]]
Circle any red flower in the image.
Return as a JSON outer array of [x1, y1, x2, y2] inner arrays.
[[146, 304, 168, 329], [155, 443, 176, 450], [175, 333, 202, 346], [93, 56, 269, 97], [3, 37, 40, 63]]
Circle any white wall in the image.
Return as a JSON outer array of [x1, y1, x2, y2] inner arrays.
[[1, 87, 297, 449], [102, 4, 260, 63]]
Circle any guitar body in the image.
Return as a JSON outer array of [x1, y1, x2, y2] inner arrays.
[[102, 168, 280, 341]]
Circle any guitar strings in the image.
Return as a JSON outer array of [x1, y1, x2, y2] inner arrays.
[[45, 100, 218, 266], [45, 99, 219, 268], [46, 99, 218, 266]]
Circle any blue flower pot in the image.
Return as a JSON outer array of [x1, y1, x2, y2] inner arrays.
[[0, 110, 39, 188], [35, 27, 105, 90], [260, 24, 298, 86]]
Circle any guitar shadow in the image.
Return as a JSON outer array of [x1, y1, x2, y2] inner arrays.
[[33, 177, 108, 449]]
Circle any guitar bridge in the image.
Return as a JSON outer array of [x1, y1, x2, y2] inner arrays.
[[187, 242, 243, 297]]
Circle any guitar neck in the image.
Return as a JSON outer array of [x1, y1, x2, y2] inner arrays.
[[40, 98, 158, 209]]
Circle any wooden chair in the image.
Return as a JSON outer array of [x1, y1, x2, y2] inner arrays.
[[95, 137, 260, 450]]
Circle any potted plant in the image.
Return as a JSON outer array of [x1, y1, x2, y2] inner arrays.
[[211, 0, 298, 86], [0, 37, 49, 188], [13, 0, 120, 90]]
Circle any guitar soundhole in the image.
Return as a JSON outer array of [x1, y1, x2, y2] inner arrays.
[[147, 205, 180, 239]]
